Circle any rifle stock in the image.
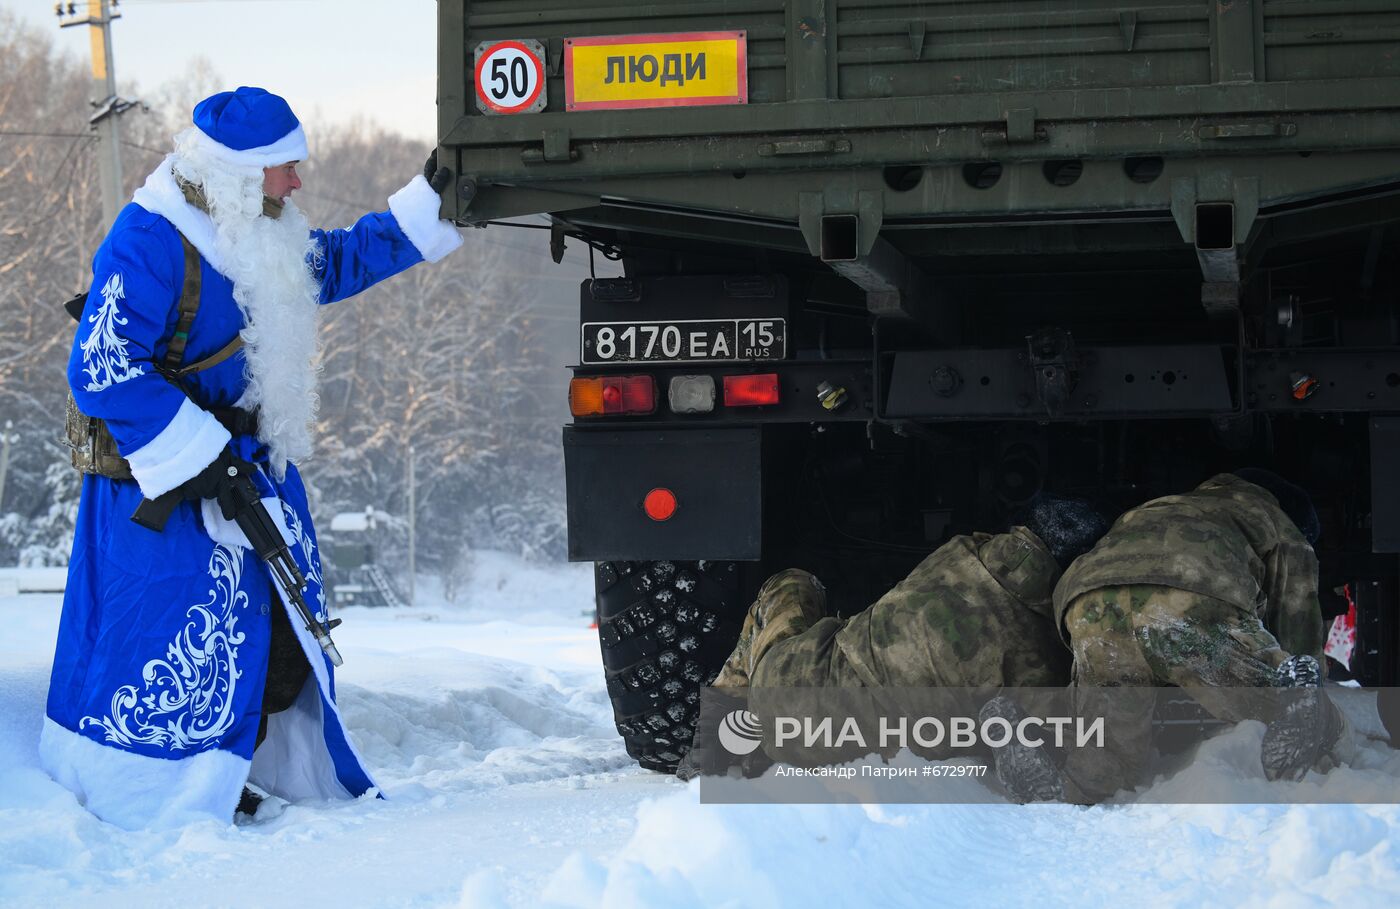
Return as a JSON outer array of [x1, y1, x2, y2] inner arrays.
[[131, 489, 182, 531]]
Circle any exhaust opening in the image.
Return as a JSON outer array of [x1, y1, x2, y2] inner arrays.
[[1196, 203, 1235, 251], [820, 215, 860, 262]]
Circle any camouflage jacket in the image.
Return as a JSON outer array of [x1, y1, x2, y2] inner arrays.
[[835, 527, 1070, 687], [1053, 473, 1324, 660]]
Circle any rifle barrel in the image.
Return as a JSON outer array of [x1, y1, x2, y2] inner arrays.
[[133, 477, 345, 667], [229, 488, 344, 667]]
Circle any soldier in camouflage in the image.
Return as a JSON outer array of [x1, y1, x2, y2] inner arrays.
[[711, 495, 1112, 693], [695, 472, 1347, 802], [1049, 470, 1347, 800], [681, 498, 1108, 785], [712, 526, 1073, 692]]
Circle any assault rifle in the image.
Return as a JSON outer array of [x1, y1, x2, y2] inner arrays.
[[132, 476, 345, 666]]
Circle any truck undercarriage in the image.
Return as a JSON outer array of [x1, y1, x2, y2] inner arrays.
[[559, 189, 1400, 768]]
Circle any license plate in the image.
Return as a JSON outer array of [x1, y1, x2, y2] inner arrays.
[[581, 318, 785, 364]]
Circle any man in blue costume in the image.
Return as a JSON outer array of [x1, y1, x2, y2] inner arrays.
[[42, 87, 463, 829]]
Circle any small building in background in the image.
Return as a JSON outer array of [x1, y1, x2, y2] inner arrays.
[[325, 508, 407, 608]]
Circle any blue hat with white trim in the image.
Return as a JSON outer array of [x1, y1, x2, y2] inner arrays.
[[191, 86, 308, 167]]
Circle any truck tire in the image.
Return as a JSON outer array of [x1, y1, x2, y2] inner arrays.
[[595, 559, 748, 773]]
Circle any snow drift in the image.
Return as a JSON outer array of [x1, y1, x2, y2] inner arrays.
[[2, 551, 1398, 908]]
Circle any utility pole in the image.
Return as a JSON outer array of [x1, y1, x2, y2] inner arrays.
[[406, 445, 417, 606], [0, 422, 13, 513], [57, 1, 136, 228]]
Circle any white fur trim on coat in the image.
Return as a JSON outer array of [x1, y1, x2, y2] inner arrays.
[[387, 175, 463, 263], [39, 718, 250, 831], [190, 123, 308, 169], [125, 398, 231, 499], [249, 680, 353, 802], [131, 156, 226, 275]]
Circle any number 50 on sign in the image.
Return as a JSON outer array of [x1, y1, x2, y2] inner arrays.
[[473, 40, 547, 115]]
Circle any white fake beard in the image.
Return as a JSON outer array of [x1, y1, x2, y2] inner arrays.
[[170, 130, 322, 477]]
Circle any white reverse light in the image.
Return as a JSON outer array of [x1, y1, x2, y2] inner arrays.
[[668, 375, 716, 414]]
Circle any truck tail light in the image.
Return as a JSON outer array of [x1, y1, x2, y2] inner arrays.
[[570, 376, 657, 416], [668, 375, 716, 414], [723, 373, 780, 407]]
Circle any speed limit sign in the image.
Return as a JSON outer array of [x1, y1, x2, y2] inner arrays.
[[474, 39, 547, 115]]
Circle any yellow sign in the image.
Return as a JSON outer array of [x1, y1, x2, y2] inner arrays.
[[565, 31, 748, 111]]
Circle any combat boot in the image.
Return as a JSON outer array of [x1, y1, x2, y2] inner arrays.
[[711, 602, 761, 688], [234, 782, 287, 823], [711, 569, 827, 688], [1262, 655, 1345, 781], [980, 696, 1067, 803], [236, 785, 264, 818]]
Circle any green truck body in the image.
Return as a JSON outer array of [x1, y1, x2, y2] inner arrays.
[[438, 1, 1400, 264], [436, 1, 1400, 770]]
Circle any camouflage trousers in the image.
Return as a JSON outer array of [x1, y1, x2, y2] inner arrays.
[[1062, 584, 1289, 799], [712, 569, 834, 688], [708, 534, 1070, 768], [714, 531, 1069, 692]]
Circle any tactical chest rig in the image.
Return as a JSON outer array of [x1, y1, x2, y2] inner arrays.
[[65, 235, 250, 479]]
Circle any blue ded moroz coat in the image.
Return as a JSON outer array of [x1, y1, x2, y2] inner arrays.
[[41, 160, 461, 829]]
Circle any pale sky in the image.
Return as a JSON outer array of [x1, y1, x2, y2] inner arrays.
[[7, 0, 439, 143]]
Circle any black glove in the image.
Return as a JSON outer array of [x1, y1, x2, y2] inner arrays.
[[424, 149, 451, 193], [181, 448, 258, 520]]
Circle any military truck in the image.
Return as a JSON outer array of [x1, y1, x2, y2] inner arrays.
[[435, 0, 1400, 771]]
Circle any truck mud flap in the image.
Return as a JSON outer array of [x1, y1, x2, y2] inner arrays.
[[564, 426, 760, 562]]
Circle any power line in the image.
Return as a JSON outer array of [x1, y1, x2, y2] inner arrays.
[[0, 130, 95, 139], [120, 139, 165, 154], [118, 1, 323, 4]]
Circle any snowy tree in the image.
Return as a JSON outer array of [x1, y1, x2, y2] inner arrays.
[[0, 17, 575, 573], [299, 123, 569, 571]]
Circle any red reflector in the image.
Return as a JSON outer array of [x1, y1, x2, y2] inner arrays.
[[723, 373, 780, 407], [644, 487, 677, 522]]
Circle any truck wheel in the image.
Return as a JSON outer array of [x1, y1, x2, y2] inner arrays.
[[595, 559, 747, 773]]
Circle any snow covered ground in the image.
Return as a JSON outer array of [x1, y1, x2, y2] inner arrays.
[[2, 550, 1399, 908]]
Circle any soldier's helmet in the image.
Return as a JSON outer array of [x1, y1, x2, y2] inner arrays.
[[1017, 494, 1112, 569]]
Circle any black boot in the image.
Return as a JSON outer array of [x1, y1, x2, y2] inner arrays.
[[1262, 655, 1343, 781], [980, 696, 1066, 803], [674, 713, 772, 781], [236, 786, 265, 819]]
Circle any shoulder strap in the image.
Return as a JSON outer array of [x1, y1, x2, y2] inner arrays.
[[156, 234, 246, 377], [161, 236, 203, 371], [169, 334, 245, 377]]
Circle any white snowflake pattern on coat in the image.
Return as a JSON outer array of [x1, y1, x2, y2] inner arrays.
[[80, 273, 147, 392], [281, 500, 328, 623], [80, 545, 248, 751]]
